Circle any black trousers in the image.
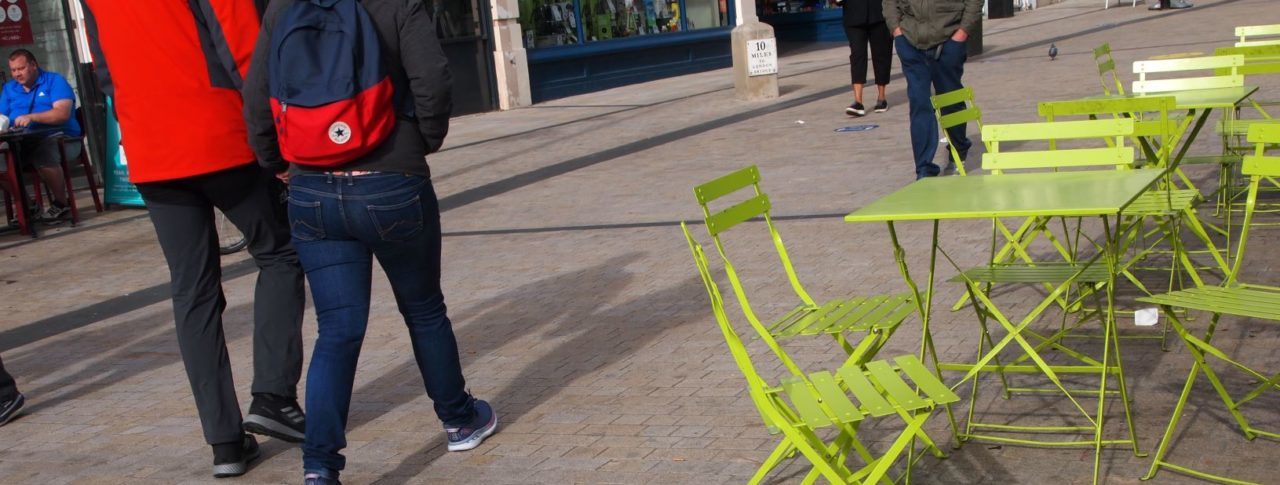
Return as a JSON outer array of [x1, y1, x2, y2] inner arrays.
[[844, 21, 893, 86], [0, 354, 16, 402], [136, 163, 305, 446]]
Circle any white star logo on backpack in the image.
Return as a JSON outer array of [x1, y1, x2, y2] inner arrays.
[[329, 121, 351, 145]]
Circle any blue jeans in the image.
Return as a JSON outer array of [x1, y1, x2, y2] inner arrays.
[[896, 35, 973, 179], [288, 173, 474, 475]]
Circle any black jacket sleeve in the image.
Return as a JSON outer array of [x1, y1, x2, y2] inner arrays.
[[242, 0, 287, 172], [80, 1, 114, 100], [398, 0, 452, 154]]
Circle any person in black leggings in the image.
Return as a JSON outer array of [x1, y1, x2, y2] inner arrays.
[[841, 0, 892, 116]]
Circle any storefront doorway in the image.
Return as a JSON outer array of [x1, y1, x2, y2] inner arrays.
[[430, 0, 497, 115]]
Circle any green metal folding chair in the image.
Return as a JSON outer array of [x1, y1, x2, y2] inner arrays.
[[1140, 123, 1280, 485], [945, 114, 1148, 313], [691, 166, 914, 372], [962, 118, 1142, 305], [1094, 43, 1127, 97], [930, 87, 984, 176], [939, 119, 1147, 462], [682, 223, 959, 484]]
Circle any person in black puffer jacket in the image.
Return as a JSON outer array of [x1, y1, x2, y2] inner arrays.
[[840, 0, 893, 117]]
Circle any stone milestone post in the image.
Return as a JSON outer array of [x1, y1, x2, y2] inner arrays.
[[731, 0, 779, 100]]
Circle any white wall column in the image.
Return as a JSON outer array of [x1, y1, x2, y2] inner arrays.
[[490, 0, 532, 109]]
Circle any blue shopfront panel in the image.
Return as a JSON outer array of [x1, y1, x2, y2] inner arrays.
[[528, 29, 732, 102], [762, 9, 845, 43]]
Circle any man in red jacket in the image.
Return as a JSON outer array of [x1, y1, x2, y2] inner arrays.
[[81, 0, 305, 478]]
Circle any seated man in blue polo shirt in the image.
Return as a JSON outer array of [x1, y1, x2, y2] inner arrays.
[[0, 49, 82, 224]]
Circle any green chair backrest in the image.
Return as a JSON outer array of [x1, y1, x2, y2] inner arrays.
[[1131, 55, 1245, 94], [1213, 45, 1280, 76], [693, 166, 813, 303], [1236, 23, 1280, 47], [930, 87, 982, 175], [1095, 43, 1127, 96], [981, 118, 1136, 174], [1037, 96, 1178, 168], [692, 166, 814, 376], [1229, 123, 1280, 285]]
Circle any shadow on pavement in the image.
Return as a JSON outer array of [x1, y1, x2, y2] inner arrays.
[[345, 253, 707, 483]]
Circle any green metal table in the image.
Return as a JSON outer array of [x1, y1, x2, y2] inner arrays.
[[845, 169, 1164, 485]]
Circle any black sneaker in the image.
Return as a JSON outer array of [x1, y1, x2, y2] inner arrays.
[[0, 392, 24, 426], [445, 398, 498, 452], [845, 102, 866, 117], [37, 203, 69, 225], [212, 434, 260, 478], [874, 99, 889, 113], [244, 394, 305, 443]]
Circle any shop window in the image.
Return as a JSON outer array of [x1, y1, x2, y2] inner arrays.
[[519, 0, 730, 49], [682, 0, 728, 30], [758, 0, 837, 15]]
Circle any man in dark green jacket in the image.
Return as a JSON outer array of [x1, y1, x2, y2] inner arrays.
[[883, 0, 983, 178]]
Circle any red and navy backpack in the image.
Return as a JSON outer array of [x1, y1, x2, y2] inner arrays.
[[268, 0, 395, 167]]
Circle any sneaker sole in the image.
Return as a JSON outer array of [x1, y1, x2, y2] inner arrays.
[[212, 446, 260, 478], [244, 414, 304, 443], [447, 413, 498, 452], [874, 107, 889, 113], [0, 394, 24, 426], [845, 109, 866, 117]]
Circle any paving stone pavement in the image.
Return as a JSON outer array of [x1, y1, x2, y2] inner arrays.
[[2, 0, 1280, 483]]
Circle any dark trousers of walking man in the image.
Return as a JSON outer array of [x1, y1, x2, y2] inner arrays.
[[897, 36, 972, 178], [136, 163, 306, 447]]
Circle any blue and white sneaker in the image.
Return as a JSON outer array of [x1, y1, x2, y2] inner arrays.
[[303, 471, 341, 485], [445, 399, 497, 452]]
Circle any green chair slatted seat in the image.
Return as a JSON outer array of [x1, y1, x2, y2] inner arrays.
[[682, 223, 959, 484], [1140, 122, 1280, 485], [692, 166, 913, 370]]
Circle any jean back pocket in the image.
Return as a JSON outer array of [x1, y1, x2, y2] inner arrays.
[[287, 197, 326, 241], [367, 195, 424, 242]]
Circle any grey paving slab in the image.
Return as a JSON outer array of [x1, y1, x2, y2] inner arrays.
[[2, 0, 1280, 483]]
